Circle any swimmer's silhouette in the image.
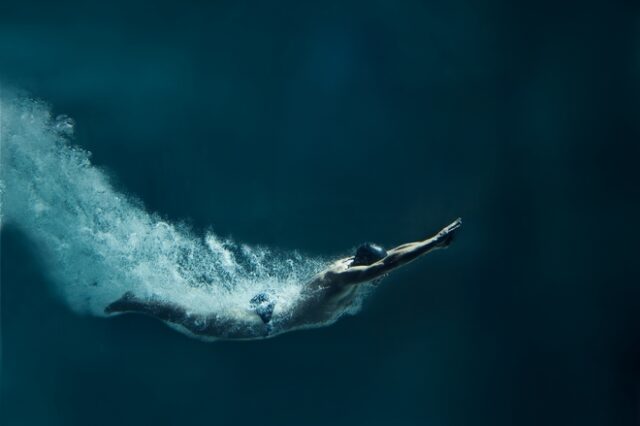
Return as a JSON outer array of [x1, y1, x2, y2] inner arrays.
[[105, 218, 462, 340]]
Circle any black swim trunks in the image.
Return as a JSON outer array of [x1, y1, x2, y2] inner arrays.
[[250, 292, 275, 324]]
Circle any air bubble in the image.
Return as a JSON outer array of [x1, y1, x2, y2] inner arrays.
[[54, 114, 75, 136]]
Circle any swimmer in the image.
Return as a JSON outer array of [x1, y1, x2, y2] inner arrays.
[[105, 218, 462, 340]]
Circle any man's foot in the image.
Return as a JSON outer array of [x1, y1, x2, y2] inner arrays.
[[105, 291, 136, 314]]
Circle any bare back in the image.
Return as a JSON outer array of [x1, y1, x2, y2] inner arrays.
[[281, 258, 366, 330]]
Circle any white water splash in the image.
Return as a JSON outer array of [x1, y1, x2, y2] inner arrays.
[[0, 91, 330, 325]]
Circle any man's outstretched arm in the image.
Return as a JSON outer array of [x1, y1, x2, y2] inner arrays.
[[336, 218, 462, 285]]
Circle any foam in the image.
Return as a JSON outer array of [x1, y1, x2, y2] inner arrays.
[[0, 91, 332, 326]]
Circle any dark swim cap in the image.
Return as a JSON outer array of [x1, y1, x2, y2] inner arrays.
[[352, 243, 387, 266]]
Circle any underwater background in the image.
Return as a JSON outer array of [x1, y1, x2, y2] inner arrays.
[[1, 0, 639, 425]]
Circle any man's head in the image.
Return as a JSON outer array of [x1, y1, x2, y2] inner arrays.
[[352, 243, 387, 266]]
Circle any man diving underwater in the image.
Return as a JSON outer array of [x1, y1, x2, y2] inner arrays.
[[105, 218, 462, 340]]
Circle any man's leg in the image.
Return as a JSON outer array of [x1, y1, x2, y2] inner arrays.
[[105, 292, 185, 321], [105, 292, 268, 340]]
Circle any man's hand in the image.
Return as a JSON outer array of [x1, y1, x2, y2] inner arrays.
[[434, 217, 462, 248]]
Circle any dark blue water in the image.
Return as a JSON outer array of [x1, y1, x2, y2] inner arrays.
[[1, 1, 639, 425]]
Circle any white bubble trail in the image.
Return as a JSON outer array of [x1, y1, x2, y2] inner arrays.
[[0, 91, 330, 324]]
